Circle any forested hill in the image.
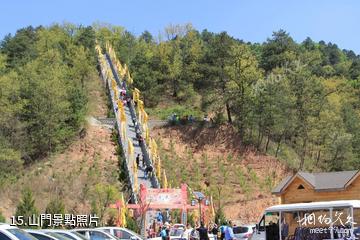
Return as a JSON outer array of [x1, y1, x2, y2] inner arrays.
[[0, 25, 97, 182], [102, 24, 360, 171], [1, 22, 360, 184]]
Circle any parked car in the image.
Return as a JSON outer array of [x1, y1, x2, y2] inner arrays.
[[149, 225, 215, 240], [0, 224, 37, 240], [354, 226, 360, 238], [148, 226, 188, 240], [25, 229, 63, 240], [71, 229, 117, 240], [40, 230, 87, 240], [233, 225, 255, 240], [96, 227, 142, 240]]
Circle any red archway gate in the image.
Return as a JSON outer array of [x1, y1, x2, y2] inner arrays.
[[110, 184, 212, 230]]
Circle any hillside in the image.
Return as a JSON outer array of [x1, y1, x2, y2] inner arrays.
[[151, 124, 291, 223], [0, 76, 121, 220]]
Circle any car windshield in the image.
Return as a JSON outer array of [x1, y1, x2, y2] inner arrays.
[[121, 229, 143, 240], [8, 229, 38, 240], [169, 228, 184, 236], [50, 232, 77, 240], [47, 233, 72, 240], [71, 232, 88, 240], [233, 227, 249, 234]]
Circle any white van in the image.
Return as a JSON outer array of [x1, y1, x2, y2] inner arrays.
[[251, 200, 360, 240]]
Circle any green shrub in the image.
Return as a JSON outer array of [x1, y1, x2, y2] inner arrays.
[[0, 210, 5, 223], [15, 188, 39, 227]]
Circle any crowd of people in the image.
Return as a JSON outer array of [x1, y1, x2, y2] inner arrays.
[[168, 113, 195, 125], [168, 113, 215, 126], [146, 216, 237, 240], [116, 85, 155, 181]]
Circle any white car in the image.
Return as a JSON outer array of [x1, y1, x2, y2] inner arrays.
[[233, 225, 255, 240], [148, 227, 192, 240], [40, 229, 87, 240], [96, 227, 142, 240], [25, 229, 62, 240], [0, 224, 37, 240], [71, 229, 117, 240]]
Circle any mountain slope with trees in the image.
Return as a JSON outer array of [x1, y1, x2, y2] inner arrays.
[[103, 23, 360, 172], [0, 24, 96, 184], [1, 22, 360, 224]]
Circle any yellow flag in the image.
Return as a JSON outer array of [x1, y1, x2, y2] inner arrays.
[[143, 111, 149, 124], [117, 61, 123, 75], [132, 91, 137, 103], [121, 207, 127, 227], [137, 100, 144, 123], [133, 88, 140, 102], [139, 101, 144, 112], [120, 193, 127, 227], [157, 156, 161, 179], [163, 170, 168, 189], [121, 122, 127, 139], [95, 44, 102, 55], [121, 193, 126, 209], [128, 139, 134, 155], [133, 161, 138, 193], [145, 125, 150, 144], [128, 76, 133, 85], [120, 110, 126, 122], [152, 139, 158, 156], [125, 69, 132, 85], [210, 195, 216, 218], [117, 100, 124, 110], [114, 88, 118, 99], [137, 100, 144, 114]]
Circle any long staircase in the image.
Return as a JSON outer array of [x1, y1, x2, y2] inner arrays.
[[96, 44, 160, 205]]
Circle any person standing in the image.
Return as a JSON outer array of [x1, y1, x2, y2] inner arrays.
[[196, 222, 209, 240], [224, 221, 234, 240], [160, 226, 167, 240], [142, 153, 146, 167], [211, 223, 219, 240], [145, 164, 153, 179], [219, 224, 226, 240], [156, 211, 163, 224], [138, 135, 144, 146], [136, 154, 140, 167]]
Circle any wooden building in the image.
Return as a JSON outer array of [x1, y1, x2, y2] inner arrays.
[[272, 170, 360, 204]]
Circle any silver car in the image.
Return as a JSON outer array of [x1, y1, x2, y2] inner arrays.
[[25, 230, 65, 240], [40, 230, 87, 240], [71, 229, 117, 240], [233, 225, 255, 240], [96, 227, 142, 240], [0, 224, 37, 240]]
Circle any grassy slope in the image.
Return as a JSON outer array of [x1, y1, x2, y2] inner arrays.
[[151, 124, 291, 224], [0, 74, 121, 221]]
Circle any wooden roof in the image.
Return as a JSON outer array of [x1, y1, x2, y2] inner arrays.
[[272, 170, 360, 194]]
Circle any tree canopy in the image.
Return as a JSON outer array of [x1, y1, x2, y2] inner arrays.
[[98, 25, 360, 171], [0, 24, 96, 182]]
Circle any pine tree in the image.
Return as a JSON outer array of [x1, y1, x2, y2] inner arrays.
[[15, 188, 39, 225], [43, 198, 65, 228]]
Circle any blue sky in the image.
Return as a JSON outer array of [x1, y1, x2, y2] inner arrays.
[[1, 0, 360, 53]]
